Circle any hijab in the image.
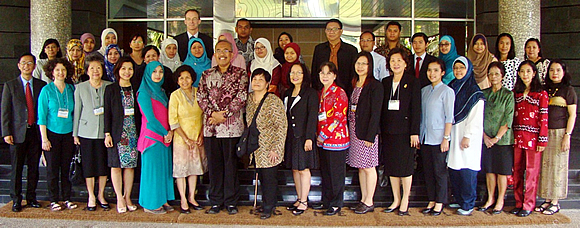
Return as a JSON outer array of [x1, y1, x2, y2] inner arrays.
[[98, 28, 118, 56], [274, 32, 293, 64], [467, 34, 495, 84], [219, 32, 240, 62], [250, 38, 280, 75], [183, 38, 211, 87], [439, 35, 460, 85], [80, 33, 96, 55], [138, 61, 168, 106], [159, 37, 182, 72], [448, 56, 485, 124], [104, 44, 121, 82], [66, 39, 85, 84], [281, 42, 301, 88]]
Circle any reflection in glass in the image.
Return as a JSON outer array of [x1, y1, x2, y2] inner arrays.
[[168, 0, 214, 17], [167, 21, 214, 38], [236, 0, 339, 18], [361, 0, 411, 17]]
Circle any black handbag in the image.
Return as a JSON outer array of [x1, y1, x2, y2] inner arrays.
[[236, 93, 269, 158], [69, 145, 85, 185]]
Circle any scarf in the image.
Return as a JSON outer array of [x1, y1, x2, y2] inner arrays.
[[183, 38, 212, 87], [159, 37, 182, 72], [250, 38, 280, 75], [104, 44, 121, 82], [439, 35, 460, 85], [138, 61, 168, 106], [98, 28, 118, 56], [467, 34, 495, 84], [80, 33, 95, 55], [281, 42, 301, 89], [448, 56, 485, 124], [66, 39, 85, 84]]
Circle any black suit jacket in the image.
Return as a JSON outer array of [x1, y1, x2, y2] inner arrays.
[[380, 73, 421, 136], [283, 87, 319, 142], [353, 78, 384, 143], [311, 40, 358, 95], [175, 31, 214, 62], [104, 83, 142, 144], [1, 77, 46, 143], [406, 53, 438, 88]]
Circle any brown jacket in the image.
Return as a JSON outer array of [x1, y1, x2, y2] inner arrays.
[[246, 93, 287, 168]]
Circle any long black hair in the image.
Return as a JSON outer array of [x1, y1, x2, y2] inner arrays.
[[39, 39, 63, 59], [544, 59, 572, 89], [287, 62, 311, 91], [352, 51, 374, 88], [513, 60, 543, 93], [494, 33, 516, 60]]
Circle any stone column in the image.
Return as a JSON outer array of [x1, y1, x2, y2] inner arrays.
[[30, 0, 71, 58], [498, 0, 540, 59]]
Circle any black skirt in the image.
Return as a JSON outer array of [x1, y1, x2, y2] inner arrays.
[[79, 137, 109, 178], [481, 144, 513, 175], [284, 127, 319, 170], [382, 134, 415, 177]]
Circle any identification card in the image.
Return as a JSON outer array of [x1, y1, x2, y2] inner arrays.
[[388, 100, 400, 110], [350, 105, 357, 113], [57, 108, 69, 118], [318, 112, 327, 121], [93, 107, 104, 116], [124, 108, 135, 116]]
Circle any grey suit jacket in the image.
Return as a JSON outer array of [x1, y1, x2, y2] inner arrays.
[[73, 80, 112, 139], [1, 76, 46, 143]]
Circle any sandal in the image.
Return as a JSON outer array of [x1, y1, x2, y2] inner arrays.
[[50, 202, 62, 211], [535, 201, 550, 212], [543, 204, 560, 215], [65, 201, 78, 209], [127, 205, 138, 212]]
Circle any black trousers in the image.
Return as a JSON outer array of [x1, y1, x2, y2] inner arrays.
[[319, 148, 345, 208], [44, 130, 74, 202], [421, 144, 449, 203], [257, 166, 278, 213], [204, 137, 239, 206], [9, 126, 42, 202]]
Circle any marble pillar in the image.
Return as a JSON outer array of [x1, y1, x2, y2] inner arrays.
[[498, 0, 540, 59], [30, 0, 71, 58]]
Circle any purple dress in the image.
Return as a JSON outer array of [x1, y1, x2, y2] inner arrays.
[[346, 87, 379, 168]]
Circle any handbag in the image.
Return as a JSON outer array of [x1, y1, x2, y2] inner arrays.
[[236, 93, 269, 158], [69, 145, 85, 185]]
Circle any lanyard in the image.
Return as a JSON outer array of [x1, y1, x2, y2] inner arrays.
[[389, 81, 400, 101]]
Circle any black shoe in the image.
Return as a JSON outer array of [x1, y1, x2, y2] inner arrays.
[[206, 205, 221, 214], [287, 200, 300, 211], [26, 200, 41, 208], [12, 201, 22, 212], [509, 207, 522, 214], [292, 208, 306, 216], [180, 207, 191, 214], [421, 208, 433, 214], [190, 203, 204, 211], [477, 205, 492, 211], [312, 203, 325, 210], [431, 207, 443, 216], [383, 206, 399, 213], [398, 210, 410, 216], [354, 203, 374, 214], [85, 205, 97, 211], [260, 211, 272, 219], [492, 209, 502, 214], [517, 210, 532, 217], [98, 200, 111, 211], [324, 207, 340, 216], [349, 202, 362, 210], [226, 205, 238, 215]]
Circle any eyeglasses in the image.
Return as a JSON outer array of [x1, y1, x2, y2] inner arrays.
[[215, 49, 232, 54], [255, 46, 266, 51], [19, 61, 34, 65], [319, 72, 334, 76], [290, 71, 303, 76], [132, 40, 143, 44], [453, 66, 466, 70], [325, 28, 341, 33]]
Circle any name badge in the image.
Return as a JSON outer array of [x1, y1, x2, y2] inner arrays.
[[388, 100, 400, 110], [93, 107, 104, 116], [350, 104, 357, 113], [318, 112, 327, 121], [57, 108, 69, 118], [124, 108, 135, 116]]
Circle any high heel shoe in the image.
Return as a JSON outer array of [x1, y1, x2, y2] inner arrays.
[[189, 202, 204, 210], [431, 206, 444, 216], [127, 205, 138, 212], [287, 199, 300, 211], [98, 200, 111, 211], [117, 205, 127, 214], [292, 201, 308, 216], [383, 206, 399, 213]]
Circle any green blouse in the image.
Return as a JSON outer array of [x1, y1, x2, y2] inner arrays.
[[483, 87, 514, 145]]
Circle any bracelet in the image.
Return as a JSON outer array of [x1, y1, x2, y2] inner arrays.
[[566, 132, 572, 136], [494, 136, 502, 140]]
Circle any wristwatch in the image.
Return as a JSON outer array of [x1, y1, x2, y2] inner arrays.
[[494, 135, 502, 140], [443, 135, 450, 140]]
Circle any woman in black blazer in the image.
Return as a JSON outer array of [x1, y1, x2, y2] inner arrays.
[[103, 57, 141, 213], [283, 63, 319, 215], [346, 52, 384, 214], [380, 48, 421, 215]]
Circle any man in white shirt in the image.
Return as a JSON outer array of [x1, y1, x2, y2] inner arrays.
[[359, 31, 389, 81], [408, 32, 437, 88], [174, 9, 214, 62]]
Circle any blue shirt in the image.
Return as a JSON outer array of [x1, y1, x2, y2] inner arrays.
[[37, 82, 75, 134], [20, 75, 33, 95], [420, 82, 455, 145], [371, 51, 389, 81]]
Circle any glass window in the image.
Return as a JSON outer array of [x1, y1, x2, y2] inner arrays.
[[167, 20, 214, 38], [361, 0, 411, 17], [236, 0, 339, 18], [109, 0, 163, 19], [415, 0, 474, 18], [168, 0, 213, 18], [362, 20, 412, 50], [109, 22, 164, 50]]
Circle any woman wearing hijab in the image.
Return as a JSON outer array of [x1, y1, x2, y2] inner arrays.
[[494, 33, 521, 90], [438, 35, 460, 85], [280, 43, 301, 97], [104, 44, 122, 82], [66, 39, 85, 84], [467, 34, 498, 89], [211, 32, 246, 69], [137, 61, 175, 214], [183, 38, 211, 88], [160, 37, 182, 72], [81, 33, 97, 57], [447, 56, 485, 216], [98, 28, 121, 57], [249, 38, 281, 95], [34, 39, 63, 83], [274, 32, 293, 64]]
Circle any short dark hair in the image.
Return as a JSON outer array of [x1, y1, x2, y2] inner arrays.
[[352, 51, 374, 88], [524, 38, 543, 60], [326, 19, 343, 29], [19, 52, 36, 63], [386, 21, 402, 31], [287, 63, 311, 91], [514, 60, 543, 93], [545, 59, 571, 87], [429, 58, 447, 73], [216, 40, 233, 50], [411, 32, 428, 44], [184, 9, 200, 18], [173, 65, 197, 87], [236, 18, 251, 27], [86, 54, 106, 72], [129, 34, 146, 53], [44, 58, 74, 82], [251, 68, 272, 83], [487, 61, 506, 78], [39, 39, 63, 59], [360, 31, 375, 40], [113, 57, 135, 82], [141, 45, 160, 59], [495, 33, 516, 60], [387, 48, 410, 72]]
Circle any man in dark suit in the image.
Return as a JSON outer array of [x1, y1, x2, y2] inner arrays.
[[174, 9, 213, 62], [407, 32, 438, 88], [311, 19, 358, 95], [1, 53, 46, 212]]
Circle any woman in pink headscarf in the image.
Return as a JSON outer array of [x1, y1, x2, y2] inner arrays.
[[211, 32, 246, 69]]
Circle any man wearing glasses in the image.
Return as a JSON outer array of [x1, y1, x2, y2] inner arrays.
[[359, 31, 389, 82]]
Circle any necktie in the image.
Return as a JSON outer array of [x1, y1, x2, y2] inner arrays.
[[415, 57, 422, 79], [25, 82, 34, 125]]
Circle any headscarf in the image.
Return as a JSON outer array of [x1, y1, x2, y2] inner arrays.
[[138, 61, 168, 106], [104, 44, 121, 82], [219, 32, 240, 62], [98, 28, 118, 56], [66, 39, 85, 84], [159, 37, 182, 72], [281, 42, 301, 88], [448, 56, 485, 124], [467, 34, 495, 84], [80, 33, 95, 55], [250, 38, 280, 75], [439, 35, 460, 85], [274, 32, 293, 64], [183, 38, 211, 87]]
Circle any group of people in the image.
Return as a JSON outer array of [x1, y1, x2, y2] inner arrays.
[[1, 9, 575, 221]]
